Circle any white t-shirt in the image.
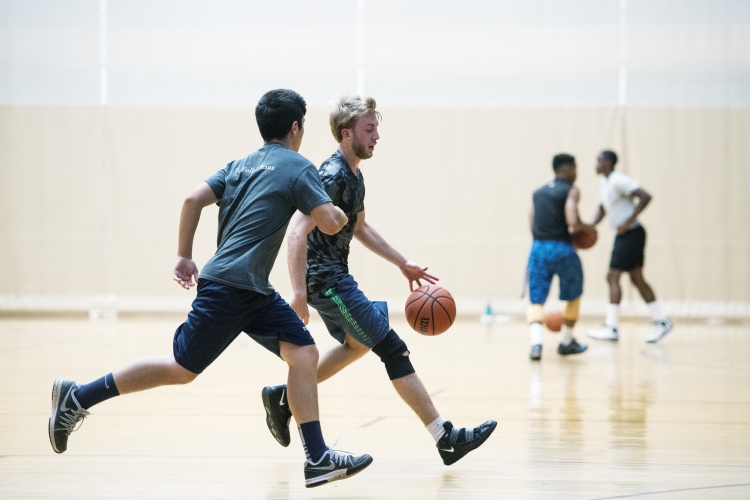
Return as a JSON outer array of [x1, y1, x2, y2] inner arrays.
[[599, 171, 641, 230]]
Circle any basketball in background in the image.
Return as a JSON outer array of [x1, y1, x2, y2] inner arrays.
[[405, 285, 456, 335], [544, 311, 564, 332], [572, 228, 598, 249]]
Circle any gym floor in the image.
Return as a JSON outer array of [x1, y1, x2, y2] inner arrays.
[[1, 315, 748, 499]]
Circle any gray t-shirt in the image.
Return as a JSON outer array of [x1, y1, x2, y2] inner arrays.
[[201, 142, 331, 294]]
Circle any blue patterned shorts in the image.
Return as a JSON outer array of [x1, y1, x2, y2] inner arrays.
[[527, 240, 583, 304]]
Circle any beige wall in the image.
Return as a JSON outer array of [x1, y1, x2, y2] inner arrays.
[[1, 106, 748, 315]]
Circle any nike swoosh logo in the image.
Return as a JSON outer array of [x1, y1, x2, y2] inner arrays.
[[104, 375, 110, 389], [279, 388, 286, 406], [440, 447, 454, 453], [309, 463, 336, 471], [59, 385, 75, 412]]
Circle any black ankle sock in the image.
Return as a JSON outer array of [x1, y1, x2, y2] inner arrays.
[[74, 373, 120, 409]]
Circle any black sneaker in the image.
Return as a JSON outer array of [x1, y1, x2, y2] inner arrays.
[[262, 384, 292, 447], [557, 338, 588, 356], [304, 449, 373, 488], [529, 344, 542, 361], [49, 379, 90, 453], [437, 420, 497, 466]]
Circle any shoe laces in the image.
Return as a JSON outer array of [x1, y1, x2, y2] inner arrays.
[[59, 406, 90, 436], [326, 448, 355, 467]]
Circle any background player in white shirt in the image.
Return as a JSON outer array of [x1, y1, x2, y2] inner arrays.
[[588, 150, 674, 343]]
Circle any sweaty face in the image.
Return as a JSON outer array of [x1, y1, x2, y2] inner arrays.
[[350, 112, 380, 160]]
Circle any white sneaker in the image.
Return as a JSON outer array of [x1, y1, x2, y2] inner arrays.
[[646, 319, 673, 343], [588, 325, 619, 341]]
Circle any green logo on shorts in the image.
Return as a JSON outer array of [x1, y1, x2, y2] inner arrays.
[[324, 288, 373, 345]]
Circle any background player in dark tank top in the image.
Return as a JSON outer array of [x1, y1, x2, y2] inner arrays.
[[261, 95, 497, 468], [525, 153, 595, 360]]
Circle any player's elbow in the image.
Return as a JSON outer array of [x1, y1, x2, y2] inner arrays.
[[317, 219, 344, 235]]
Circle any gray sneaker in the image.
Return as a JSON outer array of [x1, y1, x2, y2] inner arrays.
[[49, 379, 90, 453], [262, 384, 292, 447], [304, 449, 373, 488]]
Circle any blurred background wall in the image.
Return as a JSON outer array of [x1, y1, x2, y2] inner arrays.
[[1, 0, 749, 318]]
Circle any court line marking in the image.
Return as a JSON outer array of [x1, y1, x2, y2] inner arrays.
[[430, 389, 446, 397], [591, 482, 750, 499], [359, 417, 386, 428]]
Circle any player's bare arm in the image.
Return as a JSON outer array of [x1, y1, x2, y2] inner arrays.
[[174, 182, 218, 290], [353, 210, 438, 291], [286, 211, 319, 324], [565, 186, 594, 234], [591, 204, 606, 226], [617, 187, 652, 234], [310, 201, 348, 235]]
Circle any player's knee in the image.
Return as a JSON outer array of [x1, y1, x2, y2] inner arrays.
[[526, 304, 544, 324], [171, 362, 199, 385], [282, 343, 319, 368], [371, 330, 415, 380], [562, 298, 580, 322]]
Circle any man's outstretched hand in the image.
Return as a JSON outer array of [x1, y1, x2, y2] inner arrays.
[[400, 261, 439, 291]]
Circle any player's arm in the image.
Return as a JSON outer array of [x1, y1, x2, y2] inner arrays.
[[617, 187, 652, 234], [174, 182, 218, 290], [286, 211, 320, 324], [591, 204, 606, 226], [310, 201, 348, 235], [565, 186, 595, 234], [353, 210, 438, 291]]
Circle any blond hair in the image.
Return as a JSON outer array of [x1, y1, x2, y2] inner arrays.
[[329, 95, 381, 143]]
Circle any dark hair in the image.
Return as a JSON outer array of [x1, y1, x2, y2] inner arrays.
[[552, 153, 575, 172], [600, 150, 618, 168], [255, 89, 307, 142]]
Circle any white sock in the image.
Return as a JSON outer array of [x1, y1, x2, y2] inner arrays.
[[426, 416, 447, 442], [529, 322, 543, 346], [560, 324, 573, 345], [648, 301, 667, 321], [606, 304, 620, 327]]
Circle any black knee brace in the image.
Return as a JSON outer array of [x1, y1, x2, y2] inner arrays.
[[371, 329, 415, 380]]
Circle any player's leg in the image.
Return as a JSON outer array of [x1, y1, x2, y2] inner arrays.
[[553, 250, 587, 355], [526, 241, 553, 360], [49, 279, 242, 454], [317, 332, 370, 383], [252, 292, 372, 487], [630, 267, 673, 342], [370, 329, 497, 465], [589, 268, 622, 340]]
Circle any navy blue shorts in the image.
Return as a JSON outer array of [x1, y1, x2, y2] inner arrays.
[[308, 275, 390, 349], [610, 225, 646, 271], [173, 278, 315, 374], [527, 240, 584, 304]]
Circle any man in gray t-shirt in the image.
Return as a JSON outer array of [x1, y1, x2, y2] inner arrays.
[[49, 89, 373, 489]]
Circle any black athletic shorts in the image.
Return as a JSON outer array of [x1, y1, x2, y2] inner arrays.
[[610, 225, 646, 271], [173, 278, 315, 374]]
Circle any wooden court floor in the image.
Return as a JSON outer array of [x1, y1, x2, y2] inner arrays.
[[0, 314, 748, 499]]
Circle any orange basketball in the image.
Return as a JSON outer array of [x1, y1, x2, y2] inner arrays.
[[572, 228, 598, 250], [405, 285, 456, 336], [544, 311, 563, 332]]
